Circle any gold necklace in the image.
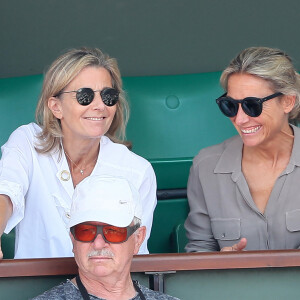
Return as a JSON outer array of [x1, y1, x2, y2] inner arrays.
[[65, 151, 97, 175]]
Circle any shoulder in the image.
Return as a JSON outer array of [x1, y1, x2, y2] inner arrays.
[[101, 136, 152, 169], [4, 122, 41, 146], [192, 135, 240, 168], [138, 283, 180, 300], [292, 124, 300, 139], [31, 280, 79, 300], [10, 122, 41, 136]]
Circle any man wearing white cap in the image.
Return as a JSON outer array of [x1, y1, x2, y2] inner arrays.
[[32, 176, 179, 300]]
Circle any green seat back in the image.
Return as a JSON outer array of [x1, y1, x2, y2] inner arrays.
[[171, 220, 189, 253], [0, 74, 43, 148], [148, 198, 189, 253], [1, 229, 15, 259], [123, 72, 236, 189]]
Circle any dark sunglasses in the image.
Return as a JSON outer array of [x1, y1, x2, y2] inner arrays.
[[70, 223, 140, 244], [55, 87, 119, 106], [216, 92, 283, 117]]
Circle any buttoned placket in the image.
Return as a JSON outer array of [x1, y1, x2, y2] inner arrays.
[[51, 149, 75, 228]]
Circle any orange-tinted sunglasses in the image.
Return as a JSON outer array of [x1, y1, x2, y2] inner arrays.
[[71, 223, 140, 244]]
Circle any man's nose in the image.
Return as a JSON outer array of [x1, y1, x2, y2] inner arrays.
[[92, 233, 108, 248]]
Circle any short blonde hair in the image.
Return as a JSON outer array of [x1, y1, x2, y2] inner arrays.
[[220, 47, 300, 121], [35, 47, 129, 154]]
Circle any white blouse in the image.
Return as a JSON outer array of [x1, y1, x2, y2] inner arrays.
[[0, 123, 157, 258]]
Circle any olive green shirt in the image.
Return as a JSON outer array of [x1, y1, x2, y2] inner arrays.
[[185, 124, 300, 252]]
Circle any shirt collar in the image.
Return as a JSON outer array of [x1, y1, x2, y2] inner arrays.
[[286, 124, 300, 170], [214, 124, 300, 180], [214, 135, 242, 181]]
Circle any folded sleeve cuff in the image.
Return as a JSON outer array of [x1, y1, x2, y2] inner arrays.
[[0, 180, 25, 233]]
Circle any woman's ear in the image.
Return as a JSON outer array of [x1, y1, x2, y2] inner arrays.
[[48, 96, 63, 119], [281, 95, 296, 114], [133, 226, 146, 255]]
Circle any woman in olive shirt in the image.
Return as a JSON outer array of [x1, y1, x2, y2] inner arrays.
[[185, 47, 300, 252]]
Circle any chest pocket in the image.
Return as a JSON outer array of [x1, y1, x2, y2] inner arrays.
[[211, 218, 241, 241], [286, 209, 300, 232]]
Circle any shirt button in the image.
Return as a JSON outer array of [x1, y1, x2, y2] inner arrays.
[[65, 213, 71, 219], [221, 233, 225, 238]]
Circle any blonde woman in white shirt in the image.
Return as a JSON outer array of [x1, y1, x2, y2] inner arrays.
[[0, 47, 157, 258]]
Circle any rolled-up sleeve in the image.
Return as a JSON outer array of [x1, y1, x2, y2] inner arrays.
[[0, 127, 33, 233]]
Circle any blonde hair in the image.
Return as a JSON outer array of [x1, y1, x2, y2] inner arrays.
[[35, 47, 129, 154], [220, 47, 300, 121]]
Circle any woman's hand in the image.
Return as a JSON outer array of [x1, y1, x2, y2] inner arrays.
[[0, 195, 13, 259], [220, 238, 247, 252]]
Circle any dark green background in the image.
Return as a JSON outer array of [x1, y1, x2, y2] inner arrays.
[[1, 0, 300, 78]]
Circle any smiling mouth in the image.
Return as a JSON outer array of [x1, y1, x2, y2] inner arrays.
[[85, 117, 104, 121], [241, 126, 261, 134]]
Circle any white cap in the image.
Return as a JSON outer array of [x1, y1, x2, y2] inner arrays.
[[68, 175, 142, 228]]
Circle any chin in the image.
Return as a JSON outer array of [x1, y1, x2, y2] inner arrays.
[[84, 131, 106, 139], [91, 268, 113, 278], [240, 134, 261, 147], [242, 137, 265, 148]]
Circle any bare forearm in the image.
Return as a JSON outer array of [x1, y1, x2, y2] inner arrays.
[[0, 194, 12, 235], [0, 194, 13, 259]]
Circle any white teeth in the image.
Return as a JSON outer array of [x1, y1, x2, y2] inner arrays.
[[86, 117, 104, 121], [241, 126, 261, 134]]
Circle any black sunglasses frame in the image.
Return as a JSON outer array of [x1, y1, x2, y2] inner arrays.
[[70, 223, 140, 244], [55, 87, 119, 107], [216, 92, 283, 117]]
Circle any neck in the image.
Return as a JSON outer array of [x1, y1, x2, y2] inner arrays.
[[75, 271, 136, 300], [63, 138, 100, 166], [243, 124, 294, 162]]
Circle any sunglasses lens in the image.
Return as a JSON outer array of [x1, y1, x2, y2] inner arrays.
[[76, 88, 94, 106], [243, 99, 262, 117], [218, 98, 238, 117], [74, 224, 97, 242], [101, 88, 119, 106], [103, 225, 127, 243]]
